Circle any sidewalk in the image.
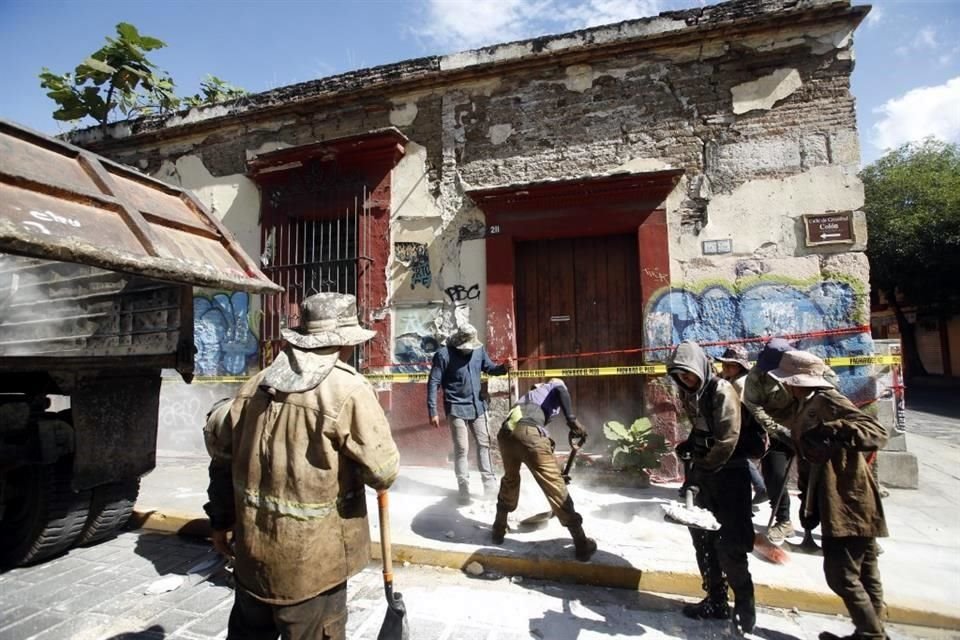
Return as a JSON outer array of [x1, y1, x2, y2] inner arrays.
[[134, 433, 960, 632]]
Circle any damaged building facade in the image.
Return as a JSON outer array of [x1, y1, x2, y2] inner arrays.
[[71, 0, 907, 481]]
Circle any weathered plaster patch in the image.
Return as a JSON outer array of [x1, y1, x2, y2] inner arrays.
[[616, 157, 676, 173], [165, 105, 232, 128], [392, 142, 440, 219], [488, 124, 513, 145], [811, 27, 854, 55], [440, 43, 534, 71], [246, 141, 292, 161], [390, 101, 419, 127], [731, 68, 802, 115], [564, 65, 595, 93], [672, 165, 865, 262]]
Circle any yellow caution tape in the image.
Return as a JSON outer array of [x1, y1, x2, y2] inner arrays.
[[361, 354, 901, 382], [175, 356, 902, 384], [826, 355, 901, 366]]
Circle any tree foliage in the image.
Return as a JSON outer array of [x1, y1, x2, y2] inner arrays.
[[862, 138, 960, 311], [39, 23, 247, 130]]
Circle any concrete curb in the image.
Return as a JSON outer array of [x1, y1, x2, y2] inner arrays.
[[130, 509, 960, 631]]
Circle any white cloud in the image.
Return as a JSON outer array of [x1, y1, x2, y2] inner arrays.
[[914, 26, 938, 49], [863, 4, 884, 28], [871, 77, 960, 151], [416, 0, 553, 50], [559, 0, 663, 29], [414, 0, 666, 51]]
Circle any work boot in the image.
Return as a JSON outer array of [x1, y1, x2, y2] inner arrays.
[[752, 489, 769, 505], [457, 483, 472, 506], [566, 523, 597, 561], [681, 597, 730, 620], [491, 506, 509, 544], [483, 482, 500, 501], [818, 632, 858, 640], [767, 519, 794, 545], [732, 595, 756, 635]]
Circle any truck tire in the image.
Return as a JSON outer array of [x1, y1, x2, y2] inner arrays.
[[0, 459, 91, 567], [76, 479, 141, 546]]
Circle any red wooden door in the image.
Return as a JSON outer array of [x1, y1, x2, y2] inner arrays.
[[515, 234, 644, 439]]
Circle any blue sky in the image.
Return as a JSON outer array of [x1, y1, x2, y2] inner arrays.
[[0, 0, 957, 166]]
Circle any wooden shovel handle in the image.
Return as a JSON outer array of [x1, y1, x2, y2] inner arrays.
[[377, 489, 393, 584]]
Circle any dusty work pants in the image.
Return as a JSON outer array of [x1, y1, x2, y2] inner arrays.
[[822, 536, 886, 640], [496, 423, 580, 526], [227, 581, 347, 640], [688, 464, 755, 606], [761, 440, 793, 524], [449, 415, 497, 492]]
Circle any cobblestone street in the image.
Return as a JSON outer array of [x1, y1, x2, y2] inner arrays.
[[1, 530, 956, 640]]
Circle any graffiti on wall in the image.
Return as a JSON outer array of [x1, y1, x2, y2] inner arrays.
[[643, 276, 875, 482], [644, 277, 873, 399], [394, 306, 443, 370], [194, 291, 259, 376], [395, 242, 432, 289], [445, 283, 481, 303]]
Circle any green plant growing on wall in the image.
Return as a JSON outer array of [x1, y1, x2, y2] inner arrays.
[[183, 75, 248, 108], [603, 417, 669, 473]]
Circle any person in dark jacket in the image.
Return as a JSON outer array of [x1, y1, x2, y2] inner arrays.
[[769, 350, 889, 640], [717, 345, 768, 505], [668, 341, 756, 635], [742, 338, 798, 544], [491, 378, 596, 561], [427, 323, 512, 504]]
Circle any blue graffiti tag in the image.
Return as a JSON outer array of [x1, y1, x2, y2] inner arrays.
[[194, 292, 259, 376], [645, 280, 875, 402]]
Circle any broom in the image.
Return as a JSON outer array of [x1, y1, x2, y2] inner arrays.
[[753, 455, 793, 565]]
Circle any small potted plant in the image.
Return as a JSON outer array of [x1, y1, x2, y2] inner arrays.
[[601, 417, 670, 488]]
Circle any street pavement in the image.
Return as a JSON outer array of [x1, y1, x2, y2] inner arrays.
[[2, 387, 958, 639], [0, 529, 957, 640]]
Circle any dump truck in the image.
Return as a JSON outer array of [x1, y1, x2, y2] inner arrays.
[[0, 120, 281, 567]]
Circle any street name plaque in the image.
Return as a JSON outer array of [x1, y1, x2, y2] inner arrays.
[[803, 212, 854, 246]]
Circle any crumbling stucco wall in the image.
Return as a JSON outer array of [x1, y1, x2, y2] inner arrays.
[[85, 1, 871, 434]]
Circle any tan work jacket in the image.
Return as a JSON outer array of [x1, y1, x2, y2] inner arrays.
[[207, 361, 400, 604], [790, 387, 889, 539]]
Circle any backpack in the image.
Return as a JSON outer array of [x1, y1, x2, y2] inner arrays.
[[698, 376, 768, 460]]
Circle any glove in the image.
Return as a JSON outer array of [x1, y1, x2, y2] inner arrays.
[[567, 418, 587, 440], [675, 438, 693, 461], [801, 424, 837, 464]]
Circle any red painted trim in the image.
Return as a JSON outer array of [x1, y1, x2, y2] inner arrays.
[[475, 171, 678, 363]]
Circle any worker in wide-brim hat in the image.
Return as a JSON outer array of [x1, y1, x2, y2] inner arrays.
[[768, 349, 889, 640], [204, 292, 399, 640]]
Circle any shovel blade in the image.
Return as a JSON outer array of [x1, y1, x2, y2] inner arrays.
[[377, 591, 410, 640]]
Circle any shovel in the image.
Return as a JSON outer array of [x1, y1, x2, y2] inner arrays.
[[376, 489, 410, 640], [661, 485, 721, 530], [518, 432, 586, 527]]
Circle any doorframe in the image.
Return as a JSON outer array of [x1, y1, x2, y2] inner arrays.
[[466, 169, 683, 363]]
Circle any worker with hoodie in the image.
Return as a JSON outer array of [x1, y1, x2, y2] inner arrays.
[[769, 350, 889, 640], [668, 341, 756, 635]]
